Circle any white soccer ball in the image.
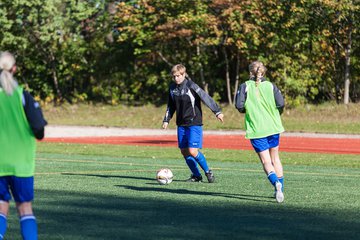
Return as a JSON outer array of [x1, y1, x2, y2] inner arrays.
[[156, 168, 173, 185]]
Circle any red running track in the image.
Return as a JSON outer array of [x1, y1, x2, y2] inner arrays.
[[44, 135, 360, 155]]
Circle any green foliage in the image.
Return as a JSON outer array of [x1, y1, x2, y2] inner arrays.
[[0, 0, 359, 104], [0, 0, 111, 102]]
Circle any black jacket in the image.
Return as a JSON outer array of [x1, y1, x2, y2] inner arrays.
[[22, 90, 47, 139], [163, 78, 222, 126]]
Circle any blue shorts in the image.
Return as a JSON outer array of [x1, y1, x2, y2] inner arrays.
[[0, 176, 34, 202], [177, 126, 203, 149], [250, 134, 280, 153]]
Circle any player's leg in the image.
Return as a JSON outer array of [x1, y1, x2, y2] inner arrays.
[[0, 201, 9, 240], [178, 126, 202, 181], [268, 134, 284, 192], [257, 150, 284, 203], [187, 126, 208, 172], [270, 146, 284, 191], [0, 203, 9, 240], [181, 148, 202, 181], [189, 148, 209, 172], [16, 202, 37, 240], [11, 177, 38, 240], [251, 137, 277, 177], [0, 177, 11, 240], [251, 137, 284, 202], [257, 150, 278, 183], [188, 126, 215, 183]]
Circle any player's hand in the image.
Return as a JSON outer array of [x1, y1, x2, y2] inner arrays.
[[162, 122, 169, 129], [217, 113, 224, 123]]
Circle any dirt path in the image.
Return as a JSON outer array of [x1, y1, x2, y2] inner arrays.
[[44, 125, 360, 155]]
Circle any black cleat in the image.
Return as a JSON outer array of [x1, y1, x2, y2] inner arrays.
[[187, 174, 203, 182], [205, 170, 215, 183]]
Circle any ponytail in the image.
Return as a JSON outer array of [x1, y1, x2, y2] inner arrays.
[[255, 67, 262, 86], [249, 61, 267, 87], [0, 51, 18, 95]]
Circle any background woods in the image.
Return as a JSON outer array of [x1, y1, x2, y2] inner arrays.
[[0, 0, 358, 106]]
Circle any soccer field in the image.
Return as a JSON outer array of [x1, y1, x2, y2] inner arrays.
[[5, 143, 360, 240]]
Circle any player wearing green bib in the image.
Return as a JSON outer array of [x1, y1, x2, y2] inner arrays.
[[235, 61, 285, 203], [0, 51, 47, 240], [0, 86, 36, 177]]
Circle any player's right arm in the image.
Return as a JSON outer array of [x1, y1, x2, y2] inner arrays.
[[162, 87, 176, 129], [235, 83, 247, 113]]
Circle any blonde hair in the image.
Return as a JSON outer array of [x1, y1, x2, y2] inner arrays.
[[171, 64, 187, 77], [0, 51, 18, 95], [249, 61, 267, 86]]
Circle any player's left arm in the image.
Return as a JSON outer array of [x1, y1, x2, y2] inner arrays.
[[272, 83, 285, 114], [190, 82, 223, 121], [22, 90, 48, 140]]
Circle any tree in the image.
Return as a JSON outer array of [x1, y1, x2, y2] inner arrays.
[[0, 0, 110, 102], [303, 0, 359, 104]]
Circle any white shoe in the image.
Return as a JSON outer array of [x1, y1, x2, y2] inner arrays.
[[275, 182, 284, 203]]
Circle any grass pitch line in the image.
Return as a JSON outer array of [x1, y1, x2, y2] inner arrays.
[[285, 170, 360, 178], [36, 157, 185, 168], [36, 169, 188, 175]]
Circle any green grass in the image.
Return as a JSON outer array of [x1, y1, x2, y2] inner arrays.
[[42, 102, 360, 134], [5, 142, 360, 240]]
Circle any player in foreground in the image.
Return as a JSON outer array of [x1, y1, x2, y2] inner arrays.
[[235, 61, 285, 203], [0, 51, 47, 239], [162, 64, 224, 183]]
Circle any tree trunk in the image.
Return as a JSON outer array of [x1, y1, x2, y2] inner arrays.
[[222, 46, 232, 105], [197, 44, 208, 93], [50, 51, 63, 103], [343, 31, 351, 104], [233, 51, 240, 104]]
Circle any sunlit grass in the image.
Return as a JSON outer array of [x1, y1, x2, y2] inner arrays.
[[4, 142, 359, 240], [43, 102, 360, 134]]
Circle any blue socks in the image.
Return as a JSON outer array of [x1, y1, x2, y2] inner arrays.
[[20, 215, 38, 240], [0, 214, 6, 240], [194, 152, 210, 173], [269, 173, 285, 192], [185, 156, 201, 177], [185, 152, 210, 176], [278, 176, 284, 192], [0, 214, 38, 240], [267, 171, 279, 186]]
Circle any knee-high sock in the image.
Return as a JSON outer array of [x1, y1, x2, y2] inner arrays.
[[194, 151, 209, 173], [20, 215, 38, 240], [0, 213, 6, 240], [267, 171, 279, 186], [278, 176, 284, 191], [185, 156, 201, 177]]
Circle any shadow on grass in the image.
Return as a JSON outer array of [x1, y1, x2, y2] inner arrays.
[[9, 172, 357, 240], [5, 188, 359, 240], [62, 173, 156, 181], [116, 184, 274, 202], [15, 188, 358, 240], [62, 173, 273, 202], [61, 173, 199, 183]]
